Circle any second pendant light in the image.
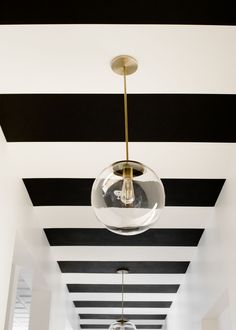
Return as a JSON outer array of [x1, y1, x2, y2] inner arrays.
[[109, 269, 136, 330]]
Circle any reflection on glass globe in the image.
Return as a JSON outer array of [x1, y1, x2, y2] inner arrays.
[[91, 160, 165, 235], [109, 320, 136, 330]]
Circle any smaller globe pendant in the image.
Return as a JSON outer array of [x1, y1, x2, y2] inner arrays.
[[109, 320, 137, 330], [91, 160, 165, 235]]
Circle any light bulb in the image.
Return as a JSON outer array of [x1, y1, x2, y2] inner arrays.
[[121, 166, 135, 205], [91, 160, 165, 235], [121, 177, 135, 205]]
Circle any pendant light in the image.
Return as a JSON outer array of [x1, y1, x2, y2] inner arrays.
[[109, 269, 136, 330], [91, 55, 165, 235]]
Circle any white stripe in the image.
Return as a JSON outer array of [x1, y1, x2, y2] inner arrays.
[[1, 26, 235, 93], [70, 293, 175, 302], [36, 206, 212, 229], [52, 246, 196, 261], [62, 273, 184, 285], [76, 308, 169, 314], [8, 142, 232, 179], [79, 320, 166, 325]]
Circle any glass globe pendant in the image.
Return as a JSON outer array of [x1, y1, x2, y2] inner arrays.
[[91, 55, 165, 235], [109, 320, 136, 330], [109, 269, 136, 330]]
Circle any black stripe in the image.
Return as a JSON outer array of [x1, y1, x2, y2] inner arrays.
[[74, 301, 172, 308], [59, 261, 189, 274], [0, 2, 235, 25], [136, 327, 162, 329], [80, 314, 166, 320], [0, 94, 236, 142], [68, 284, 179, 293], [80, 326, 163, 329], [80, 326, 108, 329], [23, 178, 225, 206], [45, 228, 203, 247]]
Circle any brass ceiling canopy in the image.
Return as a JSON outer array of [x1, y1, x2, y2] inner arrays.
[[111, 55, 138, 76], [116, 268, 129, 274]]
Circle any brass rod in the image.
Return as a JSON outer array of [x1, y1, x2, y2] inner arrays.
[[123, 66, 129, 161], [121, 270, 124, 320]]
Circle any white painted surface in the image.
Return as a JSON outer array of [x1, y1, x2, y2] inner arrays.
[[52, 246, 196, 261], [36, 206, 212, 229], [201, 297, 232, 330], [5, 266, 22, 330], [79, 319, 165, 325], [0, 25, 236, 94], [202, 319, 219, 330], [0, 128, 19, 329], [29, 289, 51, 330], [62, 273, 184, 285], [75, 307, 169, 314], [0, 126, 79, 330], [6, 142, 234, 179], [69, 293, 175, 302], [165, 150, 236, 330], [218, 306, 231, 330], [65, 319, 74, 330]]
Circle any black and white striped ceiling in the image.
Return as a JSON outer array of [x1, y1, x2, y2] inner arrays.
[[0, 94, 226, 328], [0, 4, 235, 329]]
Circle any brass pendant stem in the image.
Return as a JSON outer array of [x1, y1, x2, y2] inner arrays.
[[117, 268, 129, 322], [111, 55, 138, 163], [121, 269, 124, 321], [123, 67, 129, 161]]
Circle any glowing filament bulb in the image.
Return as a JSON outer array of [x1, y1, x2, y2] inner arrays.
[[121, 166, 135, 205]]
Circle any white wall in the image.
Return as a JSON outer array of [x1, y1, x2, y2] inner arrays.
[[165, 146, 236, 330], [0, 127, 79, 330], [218, 306, 231, 330], [0, 129, 19, 329]]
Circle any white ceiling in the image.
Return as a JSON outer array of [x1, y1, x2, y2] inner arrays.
[[0, 25, 236, 94], [6, 142, 235, 178], [35, 206, 212, 229]]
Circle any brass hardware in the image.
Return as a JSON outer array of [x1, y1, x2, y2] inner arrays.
[[116, 268, 129, 321], [111, 55, 138, 76], [111, 55, 138, 162], [112, 161, 144, 177], [117, 319, 128, 324], [117, 268, 129, 274], [123, 67, 129, 161]]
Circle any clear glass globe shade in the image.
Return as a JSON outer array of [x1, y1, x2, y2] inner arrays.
[[91, 160, 165, 235], [109, 320, 136, 330]]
